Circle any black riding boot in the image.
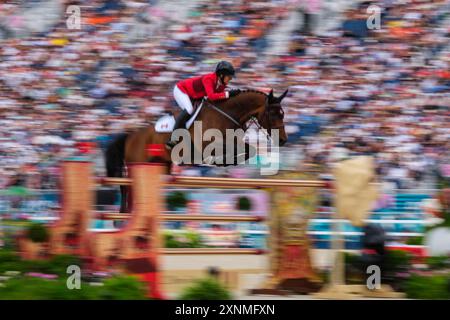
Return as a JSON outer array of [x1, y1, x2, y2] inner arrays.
[[166, 109, 191, 149]]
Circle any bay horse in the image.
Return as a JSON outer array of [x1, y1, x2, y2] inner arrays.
[[105, 89, 289, 212]]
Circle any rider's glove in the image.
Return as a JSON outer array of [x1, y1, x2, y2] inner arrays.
[[228, 89, 241, 98]]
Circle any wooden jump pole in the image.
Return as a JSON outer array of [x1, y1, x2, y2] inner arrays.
[[168, 176, 325, 188], [98, 176, 326, 188], [163, 248, 265, 255], [95, 212, 266, 222]]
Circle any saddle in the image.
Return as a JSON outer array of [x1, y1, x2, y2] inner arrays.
[[155, 98, 205, 133]]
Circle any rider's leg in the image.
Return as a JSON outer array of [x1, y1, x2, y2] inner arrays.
[[173, 85, 194, 114], [166, 85, 194, 149]]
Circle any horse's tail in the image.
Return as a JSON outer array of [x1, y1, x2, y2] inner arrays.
[[105, 133, 128, 178]]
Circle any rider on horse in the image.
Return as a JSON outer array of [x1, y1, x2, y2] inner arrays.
[[165, 61, 241, 149]]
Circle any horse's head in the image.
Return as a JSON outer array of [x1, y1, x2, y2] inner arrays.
[[258, 89, 288, 146], [216, 88, 289, 146]]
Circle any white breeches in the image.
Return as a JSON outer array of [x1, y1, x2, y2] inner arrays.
[[173, 85, 194, 114]]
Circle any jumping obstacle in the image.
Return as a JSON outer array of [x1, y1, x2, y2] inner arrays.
[[95, 161, 327, 296], [20, 160, 328, 298], [18, 154, 406, 299]]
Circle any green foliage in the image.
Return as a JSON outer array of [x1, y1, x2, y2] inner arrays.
[[437, 213, 450, 228], [166, 191, 188, 211], [0, 252, 81, 276], [426, 256, 450, 270], [1, 225, 23, 251], [0, 250, 21, 264], [236, 196, 252, 211], [26, 223, 49, 243], [316, 270, 330, 284], [164, 231, 203, 248], [0, 275, 147, 300], [50, 255, 81, 271], [98, 275, 147, 300], [185, 231, 202, 248], [344, 253, 364, 284], [179, 277, 232, 300], [405, 275, 450, 299], [28, 255, 82, 277], [164, 232, 180, 248], [1, 236, 17, 251], [426, 214, 450, 230], [406, 236, 423, 246], [0, 277, 99, 300], [384, 249, 412, 272], [1, 220, 31, 228], [434, 188, 450, 228], [381, 250, 414, 292], [0, 249, 148, 299], [441, 218, 450, 228], [437, 175, 449, 190], [344, 252, 360, 266], [0, 249, 23, 274], [0, 260, 26, 274]]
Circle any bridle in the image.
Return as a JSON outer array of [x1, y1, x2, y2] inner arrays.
[[261, 96, 285, 132], [251, 96, 285, 144], [206, 95, 284, 143]]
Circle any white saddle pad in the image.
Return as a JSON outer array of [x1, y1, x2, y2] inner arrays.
[[155, 101, 204, 133], [155, 114, 175, 133]]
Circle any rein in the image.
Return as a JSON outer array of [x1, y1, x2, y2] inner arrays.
[[207, 102, 243, 129], [206, 94, 278, 143]]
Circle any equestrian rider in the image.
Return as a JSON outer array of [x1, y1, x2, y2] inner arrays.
[[165, 61, 241, 149]]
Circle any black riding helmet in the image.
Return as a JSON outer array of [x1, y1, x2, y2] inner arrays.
[[215, 61, 235, 77]]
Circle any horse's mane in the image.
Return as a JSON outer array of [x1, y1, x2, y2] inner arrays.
[[211, 88, 268, 110]]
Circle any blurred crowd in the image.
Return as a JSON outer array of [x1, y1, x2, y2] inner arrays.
[[285, 0, 450, 190], [0, 0, 449, 191]]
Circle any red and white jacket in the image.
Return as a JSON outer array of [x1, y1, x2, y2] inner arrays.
[[176, 72, 229, 101]]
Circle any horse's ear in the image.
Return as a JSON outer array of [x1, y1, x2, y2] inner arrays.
[[278, 89, 289, 102], [268, 89, 274, 100]]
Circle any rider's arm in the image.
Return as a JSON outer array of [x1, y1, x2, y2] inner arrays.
[[202, 76, 228, 101]]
